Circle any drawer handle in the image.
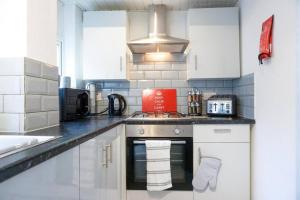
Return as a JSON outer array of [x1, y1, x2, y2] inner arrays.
[[213, 129, 231, 134], [101, 147, 107, 168]]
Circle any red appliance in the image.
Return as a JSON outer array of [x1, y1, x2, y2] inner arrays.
[[142, 89, 177, 113]]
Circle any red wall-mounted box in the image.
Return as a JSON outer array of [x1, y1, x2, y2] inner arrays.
[[142, 89, 177, 113]]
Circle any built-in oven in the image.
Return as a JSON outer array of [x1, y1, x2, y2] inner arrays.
[[126, 125, 193, 191]]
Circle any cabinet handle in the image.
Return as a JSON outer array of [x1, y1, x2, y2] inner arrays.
[[102, 147, 107, 168], [213, 129, 232, 134], [106, 144, 112, 164], [194, 55, 198, 70], [120, 56, 122, 72]]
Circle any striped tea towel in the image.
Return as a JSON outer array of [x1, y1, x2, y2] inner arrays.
[[145, 140, 172, 191]]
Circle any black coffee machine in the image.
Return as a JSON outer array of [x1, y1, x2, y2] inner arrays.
[[107, 94, 127, 116]]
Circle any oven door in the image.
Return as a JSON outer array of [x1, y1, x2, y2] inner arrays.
[[126, 137, 193, 191]]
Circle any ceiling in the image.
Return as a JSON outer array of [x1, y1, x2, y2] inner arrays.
[[63, 0, 239, 11]]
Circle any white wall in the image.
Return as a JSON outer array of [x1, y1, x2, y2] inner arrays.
[[240, 0, 297, 200], [0, 0, 28, 58], [62, 3, 83, 88], [297, 1, 300, 199], [27, 0, 57, 66], [0, 0, 57, 66]]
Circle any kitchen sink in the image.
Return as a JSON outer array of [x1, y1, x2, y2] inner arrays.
[[0, 135, 60, 158]]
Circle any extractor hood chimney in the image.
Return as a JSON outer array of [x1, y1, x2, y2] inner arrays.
[[127, 4, 189, 54]]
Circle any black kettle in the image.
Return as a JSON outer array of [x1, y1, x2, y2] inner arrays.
[[107, 94, 127, 116]]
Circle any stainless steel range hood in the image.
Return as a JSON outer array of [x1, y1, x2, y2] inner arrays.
[[127, 4, 189, 54]]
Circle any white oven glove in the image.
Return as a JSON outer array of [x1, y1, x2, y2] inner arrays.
[[192, 157, 222, 192]]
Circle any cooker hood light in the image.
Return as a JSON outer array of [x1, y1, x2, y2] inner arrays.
[[127, 4, 189, 54]]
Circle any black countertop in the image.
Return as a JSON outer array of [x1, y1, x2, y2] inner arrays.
[[0, 115, 255, 183]]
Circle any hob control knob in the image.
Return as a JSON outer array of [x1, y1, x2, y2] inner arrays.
[[137, 128, 144, 135], [174, 128, 182, 135]]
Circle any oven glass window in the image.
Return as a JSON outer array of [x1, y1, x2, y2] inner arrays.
[[127, 138, 193, 190]]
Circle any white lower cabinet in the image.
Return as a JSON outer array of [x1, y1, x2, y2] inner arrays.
[[80, 125, 125, 200], [0, 147, 80, 200], [193, 125, 250, 200]]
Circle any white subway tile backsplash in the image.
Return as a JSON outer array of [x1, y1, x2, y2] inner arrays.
[[0, 76, 23, 94], [162, 71, 179, 80], [128, 105, 141, 114], [25, 58, 41, 77], [145, 71, 161, 80], [92, 63, 253, 117], [41, 96, 59, 111], [179, 71, 187, 80], [172, 80, 187, 88], [130, 71, 144, 80], [126, 97, 137, 106], [41, 64, 59, 80], [24, 112, 48, 131], [138, 64, 154, 71], [177, 97, 186, 106], [4, 95, 25, 113], [0, 113, 20, 132], [0, 95, 3, 112], [25, 76, 47, 95], [25, 95, 41, 113], [111, 89, 129, 97], [129, 89, 142, 97], [129, 80, 138, 88], [172, 64, 186, 71], [47, 111, 59, 126], [0, 58, 24, 75], [155, 80, 172, 88], [137, 97, 142, 105], [129, 63, 138, 71], [138, 80, 155, 89], [47, 80, 59, 95], [155, 63, 172, 71], [0, 58, 59, 133]]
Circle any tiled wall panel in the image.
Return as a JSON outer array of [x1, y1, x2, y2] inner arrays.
[[233, 73, 255, 119], [88, 63, 234, 115], [0, 57, 59, 133]]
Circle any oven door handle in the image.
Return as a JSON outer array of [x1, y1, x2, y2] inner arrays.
[[133, 140, 186, 145]]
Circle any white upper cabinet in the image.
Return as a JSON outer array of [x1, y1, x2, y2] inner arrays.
[[187, 7, 240, 79], [83, 11, 128, 80]]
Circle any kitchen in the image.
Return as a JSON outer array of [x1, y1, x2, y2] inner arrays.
[[0, 0, 297, 200]]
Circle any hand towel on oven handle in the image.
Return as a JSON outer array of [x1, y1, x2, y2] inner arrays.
[[145, 140, 172, 191], [192, 157, 222, 192]]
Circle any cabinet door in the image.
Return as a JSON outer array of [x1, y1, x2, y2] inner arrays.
[[0, 147, 80, 200], [106, 129, 121, 200], [193, 143, 250, 200], [188, 7, 240, 79], [83, 11, 127, 80], [80, 134, 108, 200]]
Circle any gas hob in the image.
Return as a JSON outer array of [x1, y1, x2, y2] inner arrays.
[[130, 111, 186, 119]]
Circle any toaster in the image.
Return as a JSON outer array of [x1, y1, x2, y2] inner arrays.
[[206, 95, 237, 117]]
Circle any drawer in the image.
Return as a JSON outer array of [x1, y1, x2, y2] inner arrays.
[[193, 125, 250, 143]]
